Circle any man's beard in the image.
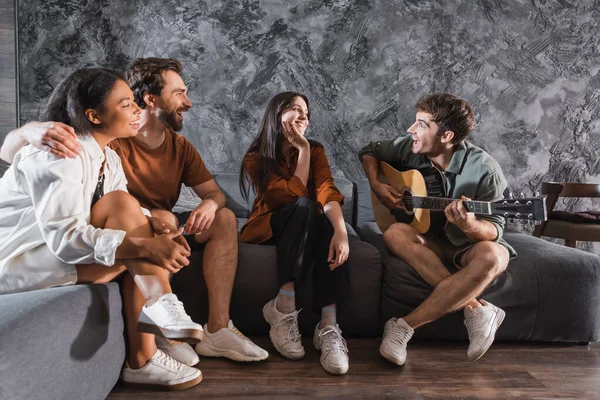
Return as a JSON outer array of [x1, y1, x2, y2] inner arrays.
[[158, 108, 184, 132]]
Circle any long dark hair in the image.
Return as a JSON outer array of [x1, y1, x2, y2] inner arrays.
[[239, 92, 319, 201], [40, 67, 125, 136]]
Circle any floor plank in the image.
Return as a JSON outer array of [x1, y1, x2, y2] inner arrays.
[[108, 338, 600, 399]]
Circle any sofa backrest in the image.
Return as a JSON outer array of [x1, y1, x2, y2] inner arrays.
[[174, 173, 356, 226]]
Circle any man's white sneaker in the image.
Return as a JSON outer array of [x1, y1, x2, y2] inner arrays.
[[137, 293, 204, 343], [262, 298, 305, 360], [155, 335, 199, 367], [121, 349, 202, 391], [195, 320, 269, 362], [379, 317, 414, 366], [464, 300, 505, 361], [313, 323, 349, 375]]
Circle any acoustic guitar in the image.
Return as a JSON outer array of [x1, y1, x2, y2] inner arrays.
[[370, 161, 547, 233]]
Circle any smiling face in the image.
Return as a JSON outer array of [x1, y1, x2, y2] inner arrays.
[[406, 111, 447, 156], [154, 69, 192, 132], [281, 96, 309, 135], [90, 79, 141, 139]]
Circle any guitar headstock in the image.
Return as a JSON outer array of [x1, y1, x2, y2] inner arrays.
[[491, 197, 547, 221]]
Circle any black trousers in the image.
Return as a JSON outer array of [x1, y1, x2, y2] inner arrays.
[[262, 197, 351, 311]]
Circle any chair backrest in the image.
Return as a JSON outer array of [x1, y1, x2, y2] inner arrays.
[[542, 182, 600, 198]]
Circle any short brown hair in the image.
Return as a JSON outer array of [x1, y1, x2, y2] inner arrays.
[[126, 58, 182, 109], [415, 93, 475, 144]]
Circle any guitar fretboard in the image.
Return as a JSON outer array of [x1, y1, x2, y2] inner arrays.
[[410, 196, 492, 215]]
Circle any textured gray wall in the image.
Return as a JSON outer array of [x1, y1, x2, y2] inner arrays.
[[18, 0, 600, 252]]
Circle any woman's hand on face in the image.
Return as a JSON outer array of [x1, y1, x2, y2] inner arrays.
[[328, 229, 349, 270], [282, 120, 310, 151]]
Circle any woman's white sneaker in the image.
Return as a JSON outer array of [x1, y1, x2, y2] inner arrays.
[[313, 323, 349, 375], [155, 335, 199, 367], [121, 349, 202, 391], [262, 298, 305, 360], [137, 293, 204, 343], [195, 320, 269, 362]]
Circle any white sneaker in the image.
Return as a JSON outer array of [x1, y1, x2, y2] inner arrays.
[[379, 317, 414, 366], [464, 300, 505, 361], [313, 323, 349, 375], [195, 320, 269, 362], [156, 335, 199, 367], [137, 293, 204, 343], [262, 298, 305, 360], [121, 349, 202, 391]]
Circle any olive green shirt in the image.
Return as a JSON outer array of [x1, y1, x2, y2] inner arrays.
[[359, 135, 517, 258]]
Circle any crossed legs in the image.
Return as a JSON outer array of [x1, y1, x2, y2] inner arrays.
[[383, 222, 509, 328]]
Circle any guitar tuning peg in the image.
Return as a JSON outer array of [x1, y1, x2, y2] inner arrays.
[[519, 192, 525, 199], [508, 192, 514, 199], [534, 191, 540, 198]]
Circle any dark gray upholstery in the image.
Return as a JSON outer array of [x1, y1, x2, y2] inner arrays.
[[359, 216, 600, 342], [0, 283, 125, 400], [171, 173, 382, 336]]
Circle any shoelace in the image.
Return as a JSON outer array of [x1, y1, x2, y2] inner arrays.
[[155, 350, 184, 372], [319, 328, 348, 355], [276, 310, 302, 344], [161, 296, 192, 321], [465, 309, 482, 340], [389, 324, 413, 347]]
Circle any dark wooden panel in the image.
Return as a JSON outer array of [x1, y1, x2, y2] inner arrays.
[[0, 1, 14, 30], [0, 101, 16, 126], [0, 78, 15, 103], [0, 52, 15, 79], [0, 28, 15, 53]]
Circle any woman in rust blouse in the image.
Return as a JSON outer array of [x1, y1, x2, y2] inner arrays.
[[239, 92, 351, 375]]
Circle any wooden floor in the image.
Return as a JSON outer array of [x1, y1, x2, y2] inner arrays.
[[108, 337, 600, 399]]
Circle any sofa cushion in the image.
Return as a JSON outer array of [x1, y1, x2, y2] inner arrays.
[[0, 283, 125, 400]]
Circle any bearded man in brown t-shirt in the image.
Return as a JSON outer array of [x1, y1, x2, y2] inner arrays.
[[1, 58, 268, 384]]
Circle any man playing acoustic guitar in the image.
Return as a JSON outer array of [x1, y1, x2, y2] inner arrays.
[[359, 93, 516, 365]]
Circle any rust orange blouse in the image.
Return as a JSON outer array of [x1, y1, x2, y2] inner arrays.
[[240, 145, 345, 244]]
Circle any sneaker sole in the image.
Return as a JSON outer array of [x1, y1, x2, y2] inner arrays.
[[468, 308, 506, 362], [262, 303, 305, 360], [379, 343, 406, 366], [137, 322, 204, 344], [195, 343, 269, 362], [120, 371, 203, 391]]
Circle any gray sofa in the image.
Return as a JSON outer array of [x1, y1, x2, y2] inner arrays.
[[1, 161, 600, 400]]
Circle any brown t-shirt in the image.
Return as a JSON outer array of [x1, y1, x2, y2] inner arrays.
[[108, 129, 213, 210]]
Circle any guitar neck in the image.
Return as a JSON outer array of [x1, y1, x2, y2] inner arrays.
[[410, 196, 492, 215]]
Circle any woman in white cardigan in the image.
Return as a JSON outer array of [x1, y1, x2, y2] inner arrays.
[[0, 68, 203, 390]]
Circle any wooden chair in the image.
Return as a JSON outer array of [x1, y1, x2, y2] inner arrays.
[[533, 182, 600, 247]]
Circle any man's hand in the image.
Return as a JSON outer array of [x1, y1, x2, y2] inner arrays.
[[147, 216, 191, 252], [445, 195, 477, 233], [184, 199, 218, 234], [21, 122, 82, 158], [143, 229, 191, 273], [328, 229, 349, 270], [372, 182, 403, 209]]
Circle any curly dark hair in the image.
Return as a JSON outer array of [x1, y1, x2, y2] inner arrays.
[[415, 93, 475, 144], [126, 58, 183, 109]]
